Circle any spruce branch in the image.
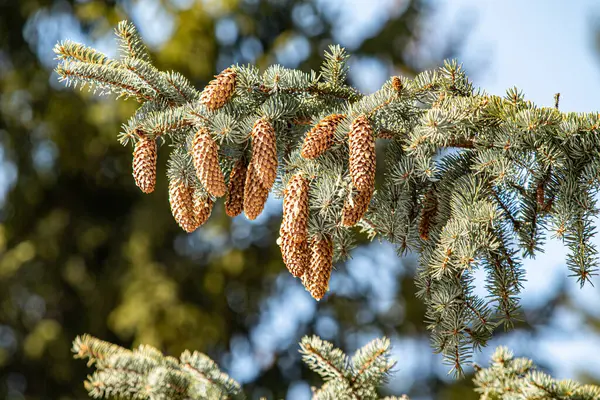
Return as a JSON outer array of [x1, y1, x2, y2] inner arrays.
[[56, 20, 600, 373], [115, 20, 152, 62], [473, 346, 600, 400], [73, 335, 242, 400]]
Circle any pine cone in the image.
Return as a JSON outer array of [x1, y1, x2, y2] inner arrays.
[[200, 67, 236, 111], [304, 236, 333, 300], [191, 128, 226, 197], [536, 180, 545, 208], [391, 76, 403, 94], [419, 189, 438, 241], [280, 174, 309, 242], [278, 235, 309, 278], [341, 187, 373, 227], [225, 159, 247, 217], [348, 115, 375, 192], [194, 190, 214, 227], [250, 118, 278, 190], [300, 114, 345, 159], [169, 179, 198, 233], [132, 135, 157, 193], [243, 162, 269, 220]]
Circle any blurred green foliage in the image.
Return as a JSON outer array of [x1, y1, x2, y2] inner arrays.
[[0, 1, 445, 398]]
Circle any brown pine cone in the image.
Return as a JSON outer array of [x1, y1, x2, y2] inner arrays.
[[278, 235, 309, 278], [191, 128, 226, 198], [200, 67, 236, 111], [225, 159, 247, 217], [194, 190, 214, 227], [348, 115, 375, 192], [341, 186, 373, 227], [243, 162, 269, 220], [250, 118, 278, 190], [132, 135, 157, 194], [304, 236, 334, 300], [280, 174, 309, 242], [300, 114, 345, 159], [419, 189, 438, 241], [169, 179, 198, 233]]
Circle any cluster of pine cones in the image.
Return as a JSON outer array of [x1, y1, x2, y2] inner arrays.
[[131, 68, 377, 300]]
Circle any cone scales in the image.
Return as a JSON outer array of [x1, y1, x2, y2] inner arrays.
[[225, 159, 247, 217], [280, 175, 310, 241], [194, 191, 214, 227], [348, 115, 375, 192], [279, 236, 309, 278], [243, 162, 269, 220], [300, 114, 345, 159], [341, 187, 373, 227], [132, 136, 157, 193], [192, 128, 226, 197], [304, 236, 334, 300], [279, 175, 310, 277], [250, 118, 278, 190], [200, 68, 236, 111], [169, 180, 199, 233]]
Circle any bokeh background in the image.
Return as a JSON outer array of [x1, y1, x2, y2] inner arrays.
[[2, 0, 600, 399]]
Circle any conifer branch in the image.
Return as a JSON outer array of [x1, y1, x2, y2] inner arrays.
[[56, 20, 600, 373], [72, 334, 600, 400]]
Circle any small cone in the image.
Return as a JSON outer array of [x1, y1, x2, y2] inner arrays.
[[191, 128, 226, 197], [348, 115, 375, 192], [391, 76, 403, 94], [200, 67, 236, 111], [341, 187, 373, 227], [304, 236, 334, 300], [536, 180, 545, 208], [243, 163, 269, 220], [225, 159, 247, 217], [280, 174, 309, 242], [194, 190, 214, 227], [278, 235, 309, 278], [169, 179, 198, 233], [419, 189, 438, 241], [132, 135, 157, 193], [250, 118, 278, 190], [300, 114, 345, 159]]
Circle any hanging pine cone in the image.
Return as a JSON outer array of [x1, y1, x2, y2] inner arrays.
[[200, 67, 236, 111], [348, 115, 376, 192], [341, 187, 373, 227], [243, 163, 269, 220], [169, 179, 198, 233], [419, 189, 438, 241], [300, 114, 345, 159], [278, 235, 309, 278], [225, 159, 247, 217], [191, 128, 226, 197], [536, 179, 546, 208], [194, 190, 214, 227], [132, 135, 157, 193], [304, 236, 333, 300], [250, 118, 278, 190], [280, 174, 309, 241]]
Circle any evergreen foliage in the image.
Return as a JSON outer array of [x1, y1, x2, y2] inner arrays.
[[73, 334, 600, 400], [473, 347, 600, 400], [55, 21, 600, 373], [72, 334, 242, 399]]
